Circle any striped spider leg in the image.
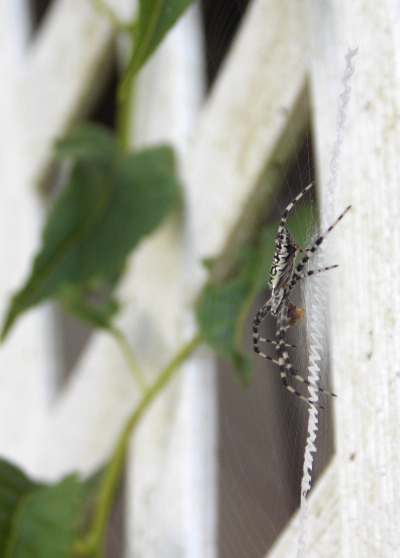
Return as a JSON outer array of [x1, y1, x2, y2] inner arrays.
[[253, 184, 351, 407], [286, 205, 352, 294]]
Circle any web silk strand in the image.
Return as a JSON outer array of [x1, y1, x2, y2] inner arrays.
[[296, 47, 358, 558]]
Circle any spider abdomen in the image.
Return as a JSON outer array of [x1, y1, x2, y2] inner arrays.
[[269, 227, 298, 291]]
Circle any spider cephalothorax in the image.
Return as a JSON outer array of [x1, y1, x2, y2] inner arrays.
[[253, 183, 350, 408]]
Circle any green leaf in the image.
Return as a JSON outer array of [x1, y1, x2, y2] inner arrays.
[[58, 284, 120, 330], [1, 124, 180, 339], [197, 279, 247, 357], [197, 279, 252, 384], [0, 459, 83, 558], [119, 0, 195, 98], [55, 123, 119, 160], [0, 460, 41, 557], [196, 201, 317, 385], [6, 474, 83, 558]]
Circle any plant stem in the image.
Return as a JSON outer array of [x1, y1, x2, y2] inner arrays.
[[89, 0, 127, 30], [89, 0, 136, 150], [110, 326, 147, 392], [76, 332, 202, 557], [116, 90, 134, 151]]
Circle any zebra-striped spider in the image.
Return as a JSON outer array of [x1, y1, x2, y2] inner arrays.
[[253, 184, 350, 408]]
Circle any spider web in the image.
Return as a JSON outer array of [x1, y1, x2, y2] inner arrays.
[[296, 48, 357, 558], [215, 21, 358, 558], [218, 134, 317, 558]]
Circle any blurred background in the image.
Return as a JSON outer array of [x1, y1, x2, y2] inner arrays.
[[26, 2, 329, 557]]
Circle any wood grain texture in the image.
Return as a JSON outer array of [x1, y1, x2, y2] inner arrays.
[[270, 1, 400, 556]]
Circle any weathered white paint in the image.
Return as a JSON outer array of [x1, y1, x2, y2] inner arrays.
[[326, 2, 400, 556], [184, 0, 308, 284], [0, 0, 55, 473], [269, 1, 400, 556], [22, 0, 114, 184]]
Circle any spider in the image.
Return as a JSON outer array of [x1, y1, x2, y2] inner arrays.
[[253, 183, 351, 408]]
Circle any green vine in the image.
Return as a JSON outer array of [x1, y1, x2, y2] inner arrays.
[[75, 333, 201, 557], [0, 1, 202, 557], [109, 326, 148, 392]]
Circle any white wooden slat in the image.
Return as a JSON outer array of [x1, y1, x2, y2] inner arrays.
[[35, 330, 138, 480], [23, 0, 208, 501], [0, 0, 35, 308], [0, 0, 53, 475], [269, 1, 400, 556], [129, 3, 204, 151], [266, 462, 341, 557], [0, 0, 140, 477], [31, 9, 213, 558], [184, 0, 308, 286], [21, 0, 114, 186], [0, 0, 30, 66], [122, 5, 219, 557], [102, 0, 136, 23], [22, 0, 145, 480], [326, 2, 400, 556]]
